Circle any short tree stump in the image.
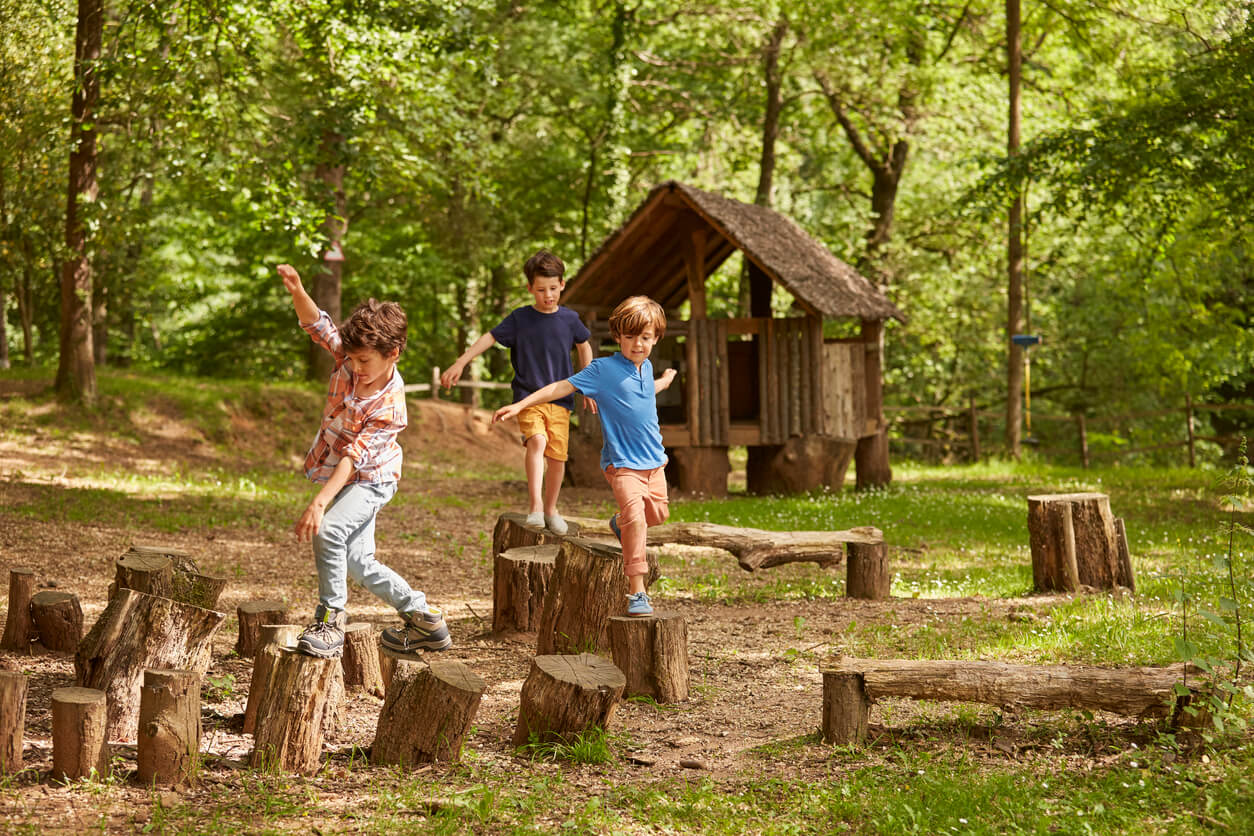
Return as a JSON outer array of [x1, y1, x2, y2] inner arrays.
[[512, 653, 625, 746], [607, 613, 689, 703]]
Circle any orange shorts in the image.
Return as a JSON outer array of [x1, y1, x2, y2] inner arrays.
[[517, 403, 570, 462]]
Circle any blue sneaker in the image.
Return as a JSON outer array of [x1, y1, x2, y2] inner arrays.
[[627, 591, 653, 617], [609, 514, 622, 542]]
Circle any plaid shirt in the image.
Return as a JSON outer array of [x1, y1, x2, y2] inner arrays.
[[301, 310, 407, 484]]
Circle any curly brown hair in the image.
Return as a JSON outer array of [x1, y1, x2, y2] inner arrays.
[[339, 299, 408, 357]]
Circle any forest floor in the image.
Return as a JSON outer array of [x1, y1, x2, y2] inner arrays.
[[0, 372, 1250, 834]]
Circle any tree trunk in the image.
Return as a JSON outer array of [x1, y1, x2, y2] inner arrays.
[[242, 624, 301, 736], [309, 130, 346, 383], [1, 567, 36, 652], [55, 0, 103, 404], [607, 613, 689, 702], [855, 319, 891, 489], [745, 437, 853, 496], [537, 537, 650, 655], [75, 588, 224, 740], [0, 672, 27, 773], [512, 653, 625, 746], [340, 624, 384, 697], [235, 601, 290, 659], [136, 669, 200, 786], [821, 669, 869, 745], [250, 648, 342, 774], [1027, 493, 1132, 592], [493, 545, 558, 634], [30, 591, 84, 653], [51, 686, 109, 779], [371, 660, 486, 766], [846, 535, 891, 600], [1005, 0, 1025, 457]]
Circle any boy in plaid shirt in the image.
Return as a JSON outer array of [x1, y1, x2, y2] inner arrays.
[[278, 263, 451, 659]]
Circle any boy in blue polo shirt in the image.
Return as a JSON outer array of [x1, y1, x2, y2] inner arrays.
[[493, 296, 676, 616], [442, 250, 592, 535]]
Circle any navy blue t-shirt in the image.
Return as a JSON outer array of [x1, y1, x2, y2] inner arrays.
[[490, 306, 590, 410]]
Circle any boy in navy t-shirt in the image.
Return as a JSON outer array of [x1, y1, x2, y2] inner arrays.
[[441, 250, 592, 534], [493, 296, 676, 617]]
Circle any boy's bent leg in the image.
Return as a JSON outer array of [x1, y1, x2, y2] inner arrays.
[[606, 467, 651, 579], [641, 465, 670, 527], [312, 482, 392, 612]]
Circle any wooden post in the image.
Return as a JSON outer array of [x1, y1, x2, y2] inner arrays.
[[372, 660, 486, 766], [30, 591, 84, 653], [341, 624, 384, 697], [1, 568, 36, 652], [235, 601, 289, 658], [1076, 413, 1090, 469], [430, 366, 440, 400], [136, 669, 200, 786], [1185, 395, 1196, 468], [493, 545, 557, 634], [845, 528, 890, 600], [51, 687, 110, 780], [250, 648, 342, 774], [968, 395, 981, 462], [0, 672, 28, 773], [821, 669, 869, 745], [512, 653, 625, 746], [607, 613, 689, 702], [855, 319, 892, 489], [242, 624, 301, 736]]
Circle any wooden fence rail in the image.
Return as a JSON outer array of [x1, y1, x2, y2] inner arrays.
[[403, 367, 512, 408]]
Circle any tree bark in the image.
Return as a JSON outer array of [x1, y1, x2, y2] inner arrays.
[[242, 624, 301, 736], [30, 590, 84, 653], [0, 672, 27, 773], [136, 669, 200, 786], [646, 522, 881, 572], [235, 601, 290, 658], [538, 537, 653, 655], [512, 653, 625, 746], [341, 624, 384, 697], [493, 545, 558, 634], [55, 0, 103, 404], [250, 648, 341, 774], [1005, 0, 1025, 457], [1027, 493, 1131, 592], [371, 660, 486, 766], [308, 130, 347, 382], [607, 613, 689, 703], [846, 534, 891, 600], [1, 568, 36, 652], [51, 686, 109, 780]]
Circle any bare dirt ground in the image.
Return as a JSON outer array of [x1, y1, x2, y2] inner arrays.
[[0, 390, 1131, 832]]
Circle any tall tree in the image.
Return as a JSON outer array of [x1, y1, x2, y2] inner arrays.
[[1005, 0, 1024, 456]]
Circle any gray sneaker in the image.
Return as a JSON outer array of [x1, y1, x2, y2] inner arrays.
[[380, 607, 452, 657], [296, 606, 346, 658]]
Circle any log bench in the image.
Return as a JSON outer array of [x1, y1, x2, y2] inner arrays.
[[821, 656, 1192, 745]]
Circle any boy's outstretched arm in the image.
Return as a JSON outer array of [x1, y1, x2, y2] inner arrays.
[[295, 456, 354, 541], [655, 367, 678, 394], [493, 380, 577, 424], [576, 341, 598, 415], [277, 264, 319, 326], [441, 332, 497, 389]]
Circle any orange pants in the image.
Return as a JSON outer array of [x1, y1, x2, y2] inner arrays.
[[604, 465, 669, 578]]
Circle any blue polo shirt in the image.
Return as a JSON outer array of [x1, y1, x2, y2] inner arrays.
[[491, 305, 590, 410], [567, 353, 667, 471]]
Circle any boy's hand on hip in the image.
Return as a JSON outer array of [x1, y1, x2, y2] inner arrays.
[[294, 501, 325, 542]]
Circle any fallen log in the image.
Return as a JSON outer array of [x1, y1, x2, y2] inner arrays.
[[645, 522, 882, 572]]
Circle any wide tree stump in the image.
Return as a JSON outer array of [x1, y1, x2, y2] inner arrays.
[[821, 670, 870, 745], [668, 445, 730, 497], [250, 649, 341, 774], [493, 545, 557, 633], [845, 528, 890, 600], [341, 624, 384, 697], [747, 437, 854, 495], [235, 600, 289, 658], [372, 660, 486, 766], [0, 671, 28, 773], [1, 567, 36, 652], [646, 522, 882, 572], [51, 687, 110, 780], [607, 613, 689, 702], [30, 591, 84, 653], [242, 624, 301, 736], [136, 669, 200, 786], [75, 588, 224, 740], [537, 537, 640, 655], [1027, 493, 1134, 592], [512, 653, 625, 746], [492, 512, 581, 558], [110, 544, 227, 609]]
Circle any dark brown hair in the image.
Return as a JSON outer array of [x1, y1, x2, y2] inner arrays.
[[340, 299, 408, 357], [608, 296, 667, 340], [523, 249, 565, 285]]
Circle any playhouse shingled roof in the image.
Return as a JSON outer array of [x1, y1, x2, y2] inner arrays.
[[562, 180, 905, 322]]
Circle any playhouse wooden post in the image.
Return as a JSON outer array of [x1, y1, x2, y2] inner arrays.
[[855, 319, 892, 490]]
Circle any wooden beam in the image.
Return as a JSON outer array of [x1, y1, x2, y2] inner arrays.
[[686, 228, 707, 319]]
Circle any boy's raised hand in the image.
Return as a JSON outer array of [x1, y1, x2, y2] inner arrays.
[[277, 263, 303, 294]]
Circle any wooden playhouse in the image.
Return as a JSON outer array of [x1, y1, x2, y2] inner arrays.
[[562, 181, 904, 496]]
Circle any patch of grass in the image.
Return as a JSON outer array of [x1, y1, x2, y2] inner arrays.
[[517, 726, 623, 765]]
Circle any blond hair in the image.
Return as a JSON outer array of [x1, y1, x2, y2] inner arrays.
[[608, 296, 667, 341]]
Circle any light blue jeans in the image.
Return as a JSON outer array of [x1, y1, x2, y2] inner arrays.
[[313, 480, 426, 614]]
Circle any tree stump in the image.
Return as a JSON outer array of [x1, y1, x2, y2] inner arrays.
[[242, 624, 301, 736], [30, 591, 84, 653], [512, 653, 625, 746], [51, 687, 110, 780], [821, 670, 870, 745], [747, 437, 854, 495], [136, 669, 200, 786], [110, 545, 227, 609], [667, 446, 730, 497], [110, 553, 174, 600], [75, 588, 224, 740], [845, 528, 890, 600], [607, 613, 689, 702], [341, 624, 384, 697], [493, 545, 557, 633], [1, 567, 36, 652], [171, 571, 228, 610], [379, 644, 397, 692], [537, 537, 636, 655], [250, 648, 341, 774], [235, 601, 289, 658], [492, 512, 580, 558], [0, 671, 28, 773], [1027, 493, 1134, 592], [372, 660, 486, 766]]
